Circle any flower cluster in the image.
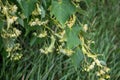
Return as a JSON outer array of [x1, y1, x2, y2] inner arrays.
[[80, 33, 110, 80], [29, 18, 48, 26], [1, 28, 21, 38], [0, 1, 22, 60]]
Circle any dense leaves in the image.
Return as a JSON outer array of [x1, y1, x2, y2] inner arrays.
[[0, 0, 120, 80]]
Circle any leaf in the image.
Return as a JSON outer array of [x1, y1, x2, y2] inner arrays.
[[30, 36, 37, 47], [0, 20, 4, 32], [17, 0, 37, 18], [71, 48, 83, 69], [51, 0, 76, 25], [66, 24, 81, 49], [40, 6, 46, 19], [17, 18, 24, 27], [0, 37, 3, 51]]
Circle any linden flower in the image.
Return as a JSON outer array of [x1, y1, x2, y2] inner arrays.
[[29, 18, 41, 26], [13, 43, 21, 51], [40, 48, 45, 53], [94, 58, 102, 67], [99, 78, 105, 80], [100, 70, 105, 75], [60, 49, 74, 56], [67, 15, 76, 28], [13, 28, 21, 37], [59, 37, 67, 42], [55, 30, 66, 42], [86, 62, 95, 72], [40, 35, 55, 54], [8, 18, 14, 24], [83, 24, 88, 32], [2, 6, 8, 14], [8, 16, 18, 25], [32, 3, 41, 16], [29, 21, 36, 26], [105, 74, 110, 79], [32, 9, 39, 15], [35, 18, 41, 24], [88, 62, 95, 70], [104, 66, 110, 72], [96, 71, 101, 76], [40, 47, 52, 54], [38, 31, 47, 38], [11, 53, 23, 60], [36, 3, 41, 15], [11, 5, 18, 13], [12, 16, 18, 21], [40, 20, 48, 25], [6, 47, 13, 52], [29, 18, 48, 26]]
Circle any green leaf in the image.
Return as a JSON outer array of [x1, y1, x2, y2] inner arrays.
[[40, 6, 46, 19], [0, 20, 4, 32], [51, 0, 76, 25], [30, 36, 37, 47], [0, 37, 3, 51], [71, 48, 83, 69], [17, 0, 37, 18], [17, 18, 24, 27], [66, 24, 81, 49]]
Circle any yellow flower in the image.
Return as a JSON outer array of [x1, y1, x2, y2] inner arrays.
[[8, 16, 18, 28], [99, 78, 105, 80], [11, 53, 23, 61], [88, 62, 95, 70], [38, 31, 47, 38], [13, 28, 21, 37], [104, 66, 110, 72], [67, 15, 76, 28], [11, 5, 18, 13], [60, 48, 74, 56], [40, 35, 55, 54], [96, 71, 101, 76], [94, 58, 102, 67], [105, 74, 110, 79], [83, 24, 88, 32], [99, 70, 105, 75], [2, 6, 8, 14]]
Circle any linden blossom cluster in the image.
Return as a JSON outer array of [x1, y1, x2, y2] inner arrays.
[[1, 28, 21, 38], [80, 31, 110, 80], [6, 43, 22, 60], [39, 35, 56, 54], [29, 18, 48, 26], [2, 5, 18, 15], [32, 3, 42, 16], [0, 2, 22, 60], [2, 4, 18, 29], [84, 58, 110, 80], [1, 4, 20, 38]]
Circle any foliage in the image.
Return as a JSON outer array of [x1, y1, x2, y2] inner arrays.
[[0, 0, 120, 80]]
